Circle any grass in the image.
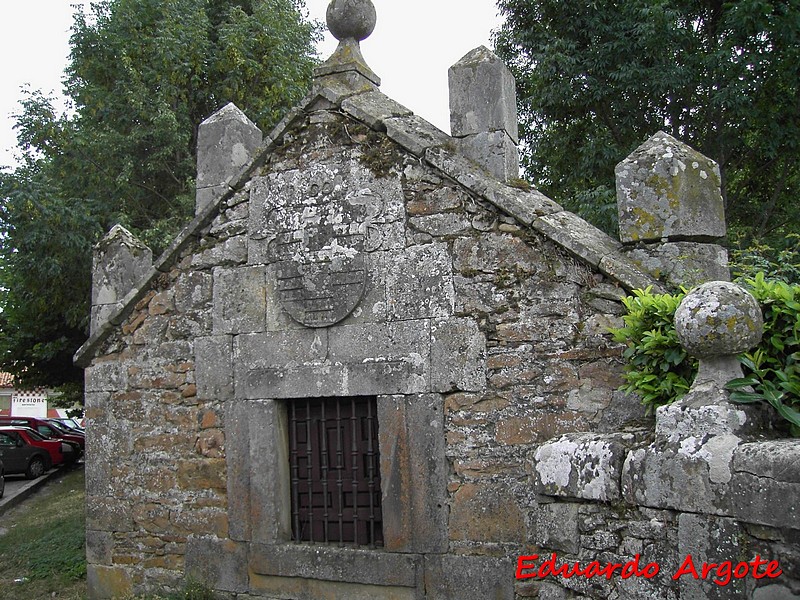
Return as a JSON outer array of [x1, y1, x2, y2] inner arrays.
[[0, 467, 87, 600]]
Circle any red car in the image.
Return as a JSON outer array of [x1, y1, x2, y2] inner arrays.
[[0, 428, 53, 478], [0, 426, 65, 467], [0, 416, 85, 454]]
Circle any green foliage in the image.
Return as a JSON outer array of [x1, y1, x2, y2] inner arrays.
[[0, 0, 320, 391], [0, 469, 86, 600], [610, 287, 695, 409], [494, 0, 800, 241], [611, 276, 800, 435], [726, 273, 800, 435], [729, 233, 800, 284]]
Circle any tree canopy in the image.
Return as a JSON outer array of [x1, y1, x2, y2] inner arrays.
[[0, 0, 319, 395], [494, 0, 800, 242]]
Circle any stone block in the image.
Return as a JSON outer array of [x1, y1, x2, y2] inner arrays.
[[378, 394, 448, 553], [534, 433, 637, 501], [453, 233, 541, 275], [340, 89, 412, 130], [424, 554, 515, 600], [449, 481, 526, 544], [186, 537, 250, 593], [197, 102, 262, 215], [457, 130, 519, 183], [384, 113, 451, 157], [431, 317, 486, 392], [534, 502, 580, 554], [616, 131, 725, 243], [86, 495, 134, 532], [234, 328, 328, 373], [87, 564, 134, 600], [533, 211, 622, 268], [247, 400, 291, 544], [174, 270, 213, 313], [622, 242, 730, 288], [194, 335, 233, 401], [225, 400, 251, 542], [212, 265, 267, 334], [249, 543, 420, 587], [386, 242, 454, 320], [86, 530, 114, 565], [677, 514, 746, 599], [448, 46, 519, 143]]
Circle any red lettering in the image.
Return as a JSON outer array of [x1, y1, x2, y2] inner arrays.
[[701, 562, 719, 578], [713, 562, 732, 586], [766, 561, 783, 578], [561, 562, 584, 579], [539, 553, 563, 577], [642, 563, 660, 579], [733, 562, 749, 578], [673, 555, 700, 581], [516, 555, 539, 579], [750, 555, 770, 579], [621, 555, 642, 579], [583, 562, 604, 578], [600, 562, 624, 580]]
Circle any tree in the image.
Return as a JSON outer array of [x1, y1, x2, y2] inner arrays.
[[494, 0, 800, 241], [0, 0, 320, 395]]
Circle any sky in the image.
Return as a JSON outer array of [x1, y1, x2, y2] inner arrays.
[[0, 0, 505, 170]]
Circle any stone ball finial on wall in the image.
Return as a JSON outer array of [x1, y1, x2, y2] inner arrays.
[[674, 281, 763, 404], [675, 281, 763, 357], [326, 0, 377, 42]]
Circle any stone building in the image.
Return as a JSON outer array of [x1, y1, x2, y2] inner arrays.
[[75, 1, 799, 598]]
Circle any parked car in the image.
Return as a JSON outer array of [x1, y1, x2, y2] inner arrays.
[[0, 428, 52, 479], [0, 426, 65, 467], [0, 416, 85, 454], [52, 417, 85, 432], [0, 457, 4, 498]]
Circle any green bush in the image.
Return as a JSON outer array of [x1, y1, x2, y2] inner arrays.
[[610, 287, 694, 410], [610, 275, 800, 435]]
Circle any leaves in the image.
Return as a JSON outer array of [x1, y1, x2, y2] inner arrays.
[[494, 0, 800, 242], [0, 0, 320, 391]]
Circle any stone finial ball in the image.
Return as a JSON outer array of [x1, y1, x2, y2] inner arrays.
[[326, 0, 377, 42], [674, 281, 763, 357]]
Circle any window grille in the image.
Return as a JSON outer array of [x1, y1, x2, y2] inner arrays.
[[288, 396, 383, 547]]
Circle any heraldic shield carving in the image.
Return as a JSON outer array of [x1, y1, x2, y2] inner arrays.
[[250, 165, 384, 328]]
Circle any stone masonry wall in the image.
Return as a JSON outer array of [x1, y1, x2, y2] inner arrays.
[[83, 105, 647, 599]]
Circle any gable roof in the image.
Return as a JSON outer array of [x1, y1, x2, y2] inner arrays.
[[75, 69, 661, 368]]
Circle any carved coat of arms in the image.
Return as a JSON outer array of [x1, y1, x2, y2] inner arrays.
[[250, 166, 383, 327]]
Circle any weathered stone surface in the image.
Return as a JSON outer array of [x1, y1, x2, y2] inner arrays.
[[677, 514, 747, 599], [456, 129, 519, 182], [622, 241, 730, 289], [533, 211, 622, 267], [378, 394, 448, 553], [449, 481, 525, 543], [431, 317, 486, 392], [534, 433, 636, 501], [212, 265, 267, 334], [87, 565, 134, 600], [424, 554, 515, 600], [225, 400, 251, 542], [249, 543, 419, 587], [616, 131, 725, 243], [384, 113, 450, 157], [91, 225, 153, 334], [534, 502, 580, 553], [196, 102, 262, 215], [675, 281, 763, 357], [449, 46, 519, 143], [341, 89, 412, 130], [386, 243, 454, 320], [186, 537, 249, 593]]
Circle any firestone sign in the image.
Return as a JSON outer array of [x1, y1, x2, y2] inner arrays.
[[11, 391, 48, 417]]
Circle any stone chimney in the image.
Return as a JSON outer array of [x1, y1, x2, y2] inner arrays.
[[90, 225, 152, 334], [448, 46, 519, 183], [196, 102, 262, 215], [615, 131, 729, 288]]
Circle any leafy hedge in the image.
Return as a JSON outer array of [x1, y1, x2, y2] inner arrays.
[[611, 274, 800, 436]]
